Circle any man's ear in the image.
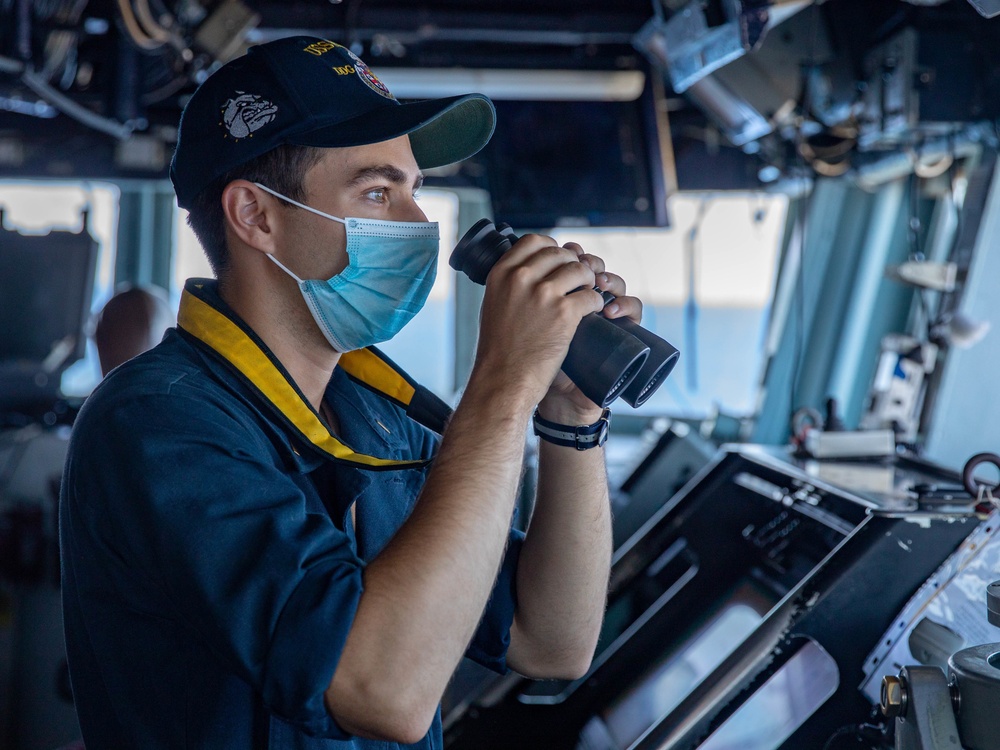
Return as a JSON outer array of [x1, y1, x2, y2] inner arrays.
[[222, 180, 278, 254]]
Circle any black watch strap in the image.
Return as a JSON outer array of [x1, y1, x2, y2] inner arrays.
[[532, 408, 611, 450]]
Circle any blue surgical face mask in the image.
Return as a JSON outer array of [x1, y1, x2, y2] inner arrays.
[[254, 182, 439, 353]]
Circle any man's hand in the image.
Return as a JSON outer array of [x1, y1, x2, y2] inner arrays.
[[473, 233, 607, 411], [538, 241, 644, 423], [502, 238, 629, 678]]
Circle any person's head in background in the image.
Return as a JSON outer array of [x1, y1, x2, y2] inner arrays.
[[93, 285, 174, 377]]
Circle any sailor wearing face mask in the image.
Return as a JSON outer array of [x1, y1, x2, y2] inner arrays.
[[60, 36, 644, 750]]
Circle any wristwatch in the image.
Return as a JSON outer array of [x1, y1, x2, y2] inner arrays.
[[532, 408, 611, 450]]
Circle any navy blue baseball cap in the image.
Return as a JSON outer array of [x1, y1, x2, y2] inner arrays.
[[170, 36, 496, 208]]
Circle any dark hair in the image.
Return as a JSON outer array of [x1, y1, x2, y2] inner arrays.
[[184, 144, 326, 278]]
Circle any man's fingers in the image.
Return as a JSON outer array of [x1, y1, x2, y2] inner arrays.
[[498, 233, 559, 265], [602, 294, 643, 324], [575, 252, 605, 275], [492, 241, 597, 298], [594, 270, 626, 296]]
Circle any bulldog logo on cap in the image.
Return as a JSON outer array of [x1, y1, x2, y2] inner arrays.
[[221, 93, 278, 139], [170, 35, 495, 210]]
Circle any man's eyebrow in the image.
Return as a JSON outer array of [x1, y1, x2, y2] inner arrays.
[[346, 164, 424, 189]]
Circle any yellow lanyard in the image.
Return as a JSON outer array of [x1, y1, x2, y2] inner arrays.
[[177, 280, 434, 469]]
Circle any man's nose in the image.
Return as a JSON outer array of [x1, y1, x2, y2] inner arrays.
[[398, 196, 429, 223]]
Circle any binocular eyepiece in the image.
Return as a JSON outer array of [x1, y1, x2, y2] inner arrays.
[[450, 219, 679, 409]]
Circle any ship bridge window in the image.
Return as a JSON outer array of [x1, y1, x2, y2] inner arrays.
[[550, 192, 787, 419]]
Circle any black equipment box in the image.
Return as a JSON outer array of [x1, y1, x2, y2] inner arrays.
[[445, 445, 982, 750]]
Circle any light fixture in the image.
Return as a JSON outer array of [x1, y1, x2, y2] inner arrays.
[[373, 68, 646, 102]]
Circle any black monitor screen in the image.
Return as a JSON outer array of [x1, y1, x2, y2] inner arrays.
[[595, 579, 775, 749], [477, 81, 670, 229], [0, 226, 97, 371]]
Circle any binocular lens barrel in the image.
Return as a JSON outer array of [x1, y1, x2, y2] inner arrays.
[[451, 219, 679, 408], [452, 220, 509, 285], [610, 316, 680, 407]]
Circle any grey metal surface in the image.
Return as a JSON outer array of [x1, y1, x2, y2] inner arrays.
[[894, 666, 962, 750], [948, 643, 1000, 750]]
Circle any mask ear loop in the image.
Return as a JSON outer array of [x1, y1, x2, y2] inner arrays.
[[253, 182, 347, 225], [265, 253, 304, 283], [253, 182, 350, 283]]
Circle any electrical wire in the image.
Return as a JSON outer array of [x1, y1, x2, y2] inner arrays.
[[799, 126, 858, 178], [0, 54, 25, 74], [822, 719, 890, 750], [40, 0, 90, 82], [907, 169, 922, 259], [904, 170, 938, 341], [789, 191, 807, 426], [116, 0, 166, 50], [139, 73, 189, 105], [822, 723, 859, 750], [785, 15, 823, 431], [913, 152, 954, 179], [20, 66, 134, 139], [808, 157, 851, 177], [1, 3, 136, 140], [683, 198, 709, 394], [133, 0, 173, 43]]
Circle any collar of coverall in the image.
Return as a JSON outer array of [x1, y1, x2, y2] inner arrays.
[[176, 278, 437, 470]]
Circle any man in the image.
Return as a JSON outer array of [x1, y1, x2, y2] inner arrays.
[[93, 284, 174, 376], [60, 36, 642, 748]]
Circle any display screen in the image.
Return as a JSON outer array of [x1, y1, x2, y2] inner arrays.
[[475, 86, 670, 229], [0, 227, 96, 369], [698, 638, 839, 750], [595, 580, 774, 749], [521, 537, 701, 703]]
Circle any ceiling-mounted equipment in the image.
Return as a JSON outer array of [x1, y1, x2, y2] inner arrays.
[[967, 0, 1000, 17], [633, 0, 812, 94]]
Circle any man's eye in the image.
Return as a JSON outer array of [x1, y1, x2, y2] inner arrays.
[[365, 188, 387, 202]]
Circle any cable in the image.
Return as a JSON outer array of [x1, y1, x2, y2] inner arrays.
[[822, 722, 887, 749], [0, 54, 25, 74], [788, 189, 807, 429], [908, 169, 922, 258], [133, 0, 173, 42], [913, 152, 954, 179], [20, 66, 134, 139], [116, 0, 165, 50], [822, 724, 859, 750], [809, 157, 851, 177], [683, 198, 708, 394], [904, 169, 941, 341], [785, 20, 821, 431], [139, 73, 189, 105]]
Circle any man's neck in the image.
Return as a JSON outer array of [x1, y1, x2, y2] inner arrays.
[[219, 279, 340, 412]]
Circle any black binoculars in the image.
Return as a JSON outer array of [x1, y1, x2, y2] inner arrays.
[[450, 219, 680, 409]]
